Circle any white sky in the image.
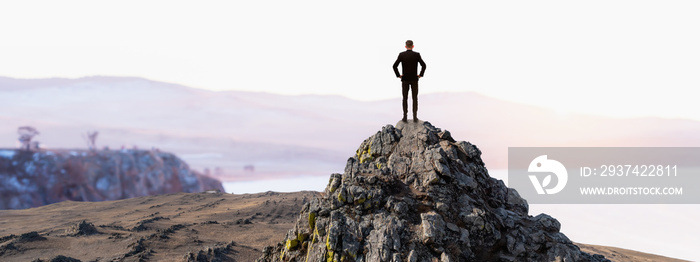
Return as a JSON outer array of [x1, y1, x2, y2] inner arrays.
[[1, 1, 699, 120]]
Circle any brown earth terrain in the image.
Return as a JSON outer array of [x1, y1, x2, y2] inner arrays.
[[576, 243, 689, 262], [0, 191, 688, 262]]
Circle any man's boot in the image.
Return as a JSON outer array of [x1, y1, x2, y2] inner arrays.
[[402, 115, 408, 122]]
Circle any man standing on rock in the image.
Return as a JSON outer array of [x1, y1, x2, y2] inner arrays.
[[393, 40, 426, 122]]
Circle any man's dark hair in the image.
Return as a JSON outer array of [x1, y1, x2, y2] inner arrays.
[[405, 40, 414, 48]]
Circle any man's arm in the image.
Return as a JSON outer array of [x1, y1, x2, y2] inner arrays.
[[392, 54, 402, 78], [418, 53, 426, 77]]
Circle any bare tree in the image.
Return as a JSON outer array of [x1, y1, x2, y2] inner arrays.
[[83, 131, 99, 150], [18, 126, 39, 151]]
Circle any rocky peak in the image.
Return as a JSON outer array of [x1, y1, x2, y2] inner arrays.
[[258, 121, 608, 262]]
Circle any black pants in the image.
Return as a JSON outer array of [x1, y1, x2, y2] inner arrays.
[[402, 81, 418, 118]]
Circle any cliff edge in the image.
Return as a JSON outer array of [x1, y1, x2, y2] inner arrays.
[[0, 149, 224, 210]]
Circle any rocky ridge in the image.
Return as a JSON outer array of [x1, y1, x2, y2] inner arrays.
[[258, 121, 609, 262], [0, 149, 223, 209]]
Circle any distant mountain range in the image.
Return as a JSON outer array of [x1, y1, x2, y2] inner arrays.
[[3, 76, 700, 181]]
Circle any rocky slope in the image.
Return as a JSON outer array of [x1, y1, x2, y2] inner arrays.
[[0, 149, 224, 209], [258, 121, 609, 262], [0, 191, 686, 262]]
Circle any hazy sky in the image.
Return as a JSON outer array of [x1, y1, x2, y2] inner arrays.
[[2, 1, 699, 120]]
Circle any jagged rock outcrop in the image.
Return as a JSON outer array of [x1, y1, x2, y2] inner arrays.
[[258, 121, 609, 262], [65, 220, 99, 236], [0, 149, 224, 210]]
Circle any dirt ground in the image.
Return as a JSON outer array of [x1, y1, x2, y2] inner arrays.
[[577, 243, 689, 262], [0, 191, 689, 262]]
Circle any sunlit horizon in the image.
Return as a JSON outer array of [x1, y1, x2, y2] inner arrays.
[[4, 73, 699, 123], [2, 1, 699, 121]]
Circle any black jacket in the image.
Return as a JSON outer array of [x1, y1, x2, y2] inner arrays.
[[393, 50, 426, 82]]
